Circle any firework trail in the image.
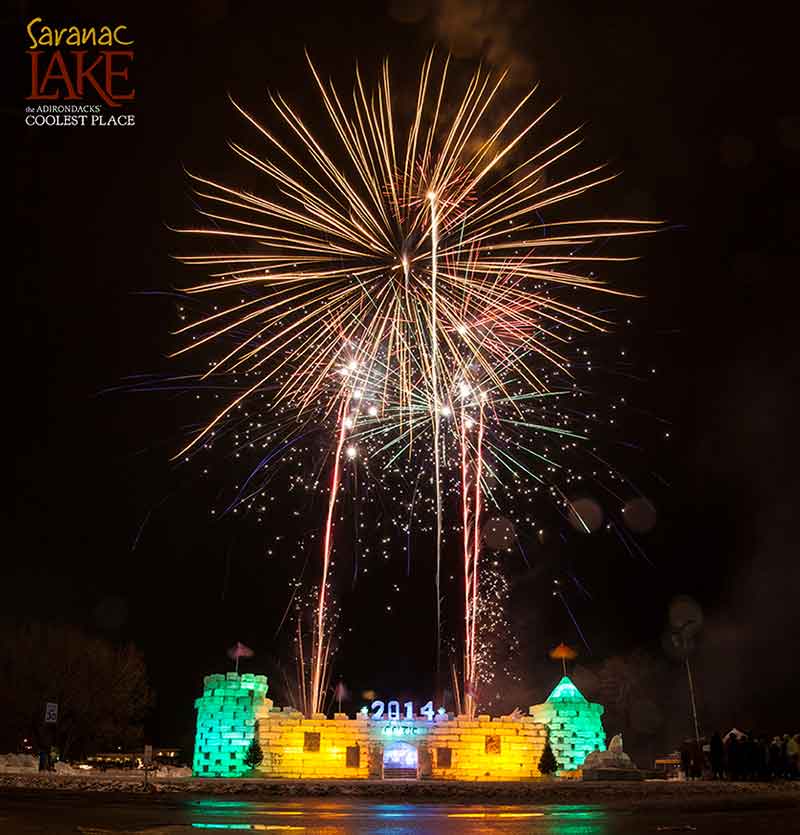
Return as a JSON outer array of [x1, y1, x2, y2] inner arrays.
[[470, 400, 485, 714], [427, 190, 444, 678], [311, 395, 348, 715], [459, 393, 485, 716]]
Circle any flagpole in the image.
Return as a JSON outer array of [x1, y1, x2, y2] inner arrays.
[[229, 642, 254, 675]]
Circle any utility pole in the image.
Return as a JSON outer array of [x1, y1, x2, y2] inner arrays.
[[676, 620, 701, 744], [685, 655, 701, 744]]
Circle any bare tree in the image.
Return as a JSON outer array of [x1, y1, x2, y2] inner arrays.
[[0, 620, 153, 759]]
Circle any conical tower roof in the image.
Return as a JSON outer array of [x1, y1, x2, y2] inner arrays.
[[546, 675, 588, 703]]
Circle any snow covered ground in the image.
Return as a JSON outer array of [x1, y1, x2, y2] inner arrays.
[[0, 754, 191, 778], [0, 768, 798, 812], [0, 754, 37, 773]]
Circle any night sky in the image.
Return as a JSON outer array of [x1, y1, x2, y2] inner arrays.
[[9, 1, 799, 758]]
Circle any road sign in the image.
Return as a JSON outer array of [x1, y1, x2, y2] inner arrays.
[[44, 702, 58, 724]]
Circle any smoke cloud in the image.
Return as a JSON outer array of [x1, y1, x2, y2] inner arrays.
[[390, 0, 536, 86]]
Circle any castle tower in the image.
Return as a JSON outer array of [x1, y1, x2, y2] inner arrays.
[[529, 675, 605, 772], [193, 672, 270, 777]]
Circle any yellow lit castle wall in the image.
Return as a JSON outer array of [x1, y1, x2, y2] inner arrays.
[[529, 676, 606, 772], [252, 708, 548, 780], [426, 714, 547, 781], [255, 708, 374, 779]]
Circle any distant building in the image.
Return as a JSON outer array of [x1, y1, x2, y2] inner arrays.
[[87, 748, 180, 768]]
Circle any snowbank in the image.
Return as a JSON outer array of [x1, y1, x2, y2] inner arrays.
[[155, 765, 192, 778], [0, 754, 38, 773], [0, 754, 190, 778]]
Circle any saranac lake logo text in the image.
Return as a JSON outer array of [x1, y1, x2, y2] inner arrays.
[[25, 17, 135, 127]]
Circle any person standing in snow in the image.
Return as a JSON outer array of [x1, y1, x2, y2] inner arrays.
[[710, 732, 724, 779], [725, 733, 740, 780]]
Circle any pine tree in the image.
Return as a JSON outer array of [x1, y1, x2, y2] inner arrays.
[[244, 722, 264, 770], [539, 734, 558, 776]]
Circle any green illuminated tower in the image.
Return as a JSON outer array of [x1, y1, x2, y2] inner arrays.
[[529, 676, 605, 772], [193, 672, 269, 777]]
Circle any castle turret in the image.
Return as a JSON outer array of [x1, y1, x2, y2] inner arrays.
[[193, 672, 270, 776], [529, 675, 605, 772]]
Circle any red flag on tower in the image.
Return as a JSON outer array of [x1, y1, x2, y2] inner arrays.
[[227, 642, 254, 672], [334, 680, 350, 712]]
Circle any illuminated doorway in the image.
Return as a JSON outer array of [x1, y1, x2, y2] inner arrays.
[[383, 741, 418, 779]]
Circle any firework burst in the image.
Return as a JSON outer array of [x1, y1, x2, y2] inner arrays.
[[172, 52, 657, 453], [168, 51, 658, 715]]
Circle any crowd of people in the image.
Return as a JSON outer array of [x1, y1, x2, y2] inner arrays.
[[680, 730, 800, 780]]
